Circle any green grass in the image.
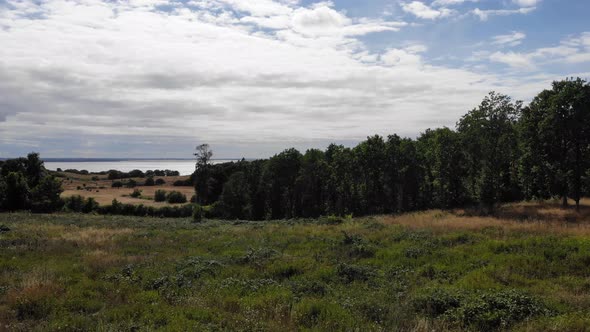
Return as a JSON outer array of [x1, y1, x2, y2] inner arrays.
[[1, 211, 590, 331]]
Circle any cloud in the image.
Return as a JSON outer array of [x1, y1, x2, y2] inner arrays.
[[486, 32, 590, 70], [472, 7, 536, 21], [401, 1, 453, 20], [513, 0, 541, 7], [492, 31, 526, 47], [431, 0, 478, 6], [489, 52, 535, 69], [0, 0, 584, 158]]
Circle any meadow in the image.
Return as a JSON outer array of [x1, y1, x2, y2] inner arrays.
[[1, 200, 590, 331]]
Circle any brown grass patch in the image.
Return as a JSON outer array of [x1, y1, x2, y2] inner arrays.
[[59, 173, 194, 207], [60, 227, 135, 247], [379, 199, 590, 236]]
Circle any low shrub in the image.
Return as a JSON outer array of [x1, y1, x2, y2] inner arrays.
[[130, 189, 142, 198], [144, 177, 155, 186], [166, 191, 187, 204], [154, 190, 167, 202]]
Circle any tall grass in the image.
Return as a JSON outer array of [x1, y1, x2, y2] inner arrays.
[[0, 200, 589, 330]]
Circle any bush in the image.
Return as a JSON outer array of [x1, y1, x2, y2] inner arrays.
[[111, 181, 123, 188], [192, 204, 203, 223], [155, 178, 166, 185], [130, 189, 142, 198], [154, 190, 167, 202], [166, 191, 187, 204], [125, 179, 137, 188], [413, 288, 550, 330], [64, 195, 85, 212], [173, 179, 192, 187], [82, 197, 99, 213], [144, 177, 155, 186]]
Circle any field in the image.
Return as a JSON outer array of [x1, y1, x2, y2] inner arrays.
[[59, 172, 194, 207], [1, 200, 590, 331]]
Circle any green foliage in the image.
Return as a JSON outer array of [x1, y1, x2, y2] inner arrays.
[[111, 181, 123, 188], [4, 172, 30, 211], [30, 176, 64, 213], [130, 189, 142, 198], [413, 288, 549, 330], [218, 171, 251, 219], [192, 204, 203, 223], [154, 189, 167, 202], [166, 191, 187, 204], [144, 177, 155, 186]]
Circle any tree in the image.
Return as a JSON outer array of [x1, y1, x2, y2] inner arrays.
[[294, 149, 329, 218], [26, 152, 45, 188], [31, 176, 64, 212], [417, 128, 466, 209], [194, 144, 213, 205], [218, 171, 251, 219], [4, 172, 30, 211], [261, 148, 302, 219], [525, 78, 590, 211], [457, 92, 522, 210]]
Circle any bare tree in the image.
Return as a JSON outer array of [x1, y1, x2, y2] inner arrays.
[[194, 144, 213, 171]]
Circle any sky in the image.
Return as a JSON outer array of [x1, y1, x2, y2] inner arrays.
[[0, 0, 589, 159]]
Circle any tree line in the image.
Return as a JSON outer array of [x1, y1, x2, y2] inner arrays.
[[195, 78, 590, 220], [0, 78, 588, 219]]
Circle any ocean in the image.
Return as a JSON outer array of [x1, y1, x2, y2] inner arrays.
[[44, 159, 240, 176]]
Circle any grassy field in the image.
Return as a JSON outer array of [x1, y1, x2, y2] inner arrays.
[[59, 172, 194, 207], [1, 200, 590, 331]]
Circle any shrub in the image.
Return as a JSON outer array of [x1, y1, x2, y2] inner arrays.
[[413, 288, 550, 330], [111, 181, 123, 188], [125, 179, 137, 188], [166, 191, 187, 204], [154, 190, 167, 202], [336, 263, 375, 283], [64, 195, 85, 212], [130, 189, 142, 198], [173, 179, 192, 187], [144, 177, 155, 186], [192, 204, 203, 223], [155, 178, 166, 185], [82, 197, 99, 213]]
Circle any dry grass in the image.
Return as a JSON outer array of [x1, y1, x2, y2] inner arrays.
[[379, 198, 590, 236], [59, 172, 194, 206], [60, 227, 135, 247]]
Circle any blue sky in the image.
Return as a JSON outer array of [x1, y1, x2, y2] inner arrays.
[[0, 0, 589, 158]]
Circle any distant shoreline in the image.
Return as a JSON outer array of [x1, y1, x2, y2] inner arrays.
[[0, 158, 249, 162]]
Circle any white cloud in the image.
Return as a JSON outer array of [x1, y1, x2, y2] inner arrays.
[[401, 1, 453, 20], [513, 0, 541, 7], [0, 0, 583, 157], [432, 0, 478, 6], [489, 52, 535, 69], [492, 31, 526, 47], [472, 7, 536, 21], [485, 32, 590, 70]]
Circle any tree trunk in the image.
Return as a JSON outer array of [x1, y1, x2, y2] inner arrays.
[[562, 194, 568, 208], [576, 199, 580, 213]]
